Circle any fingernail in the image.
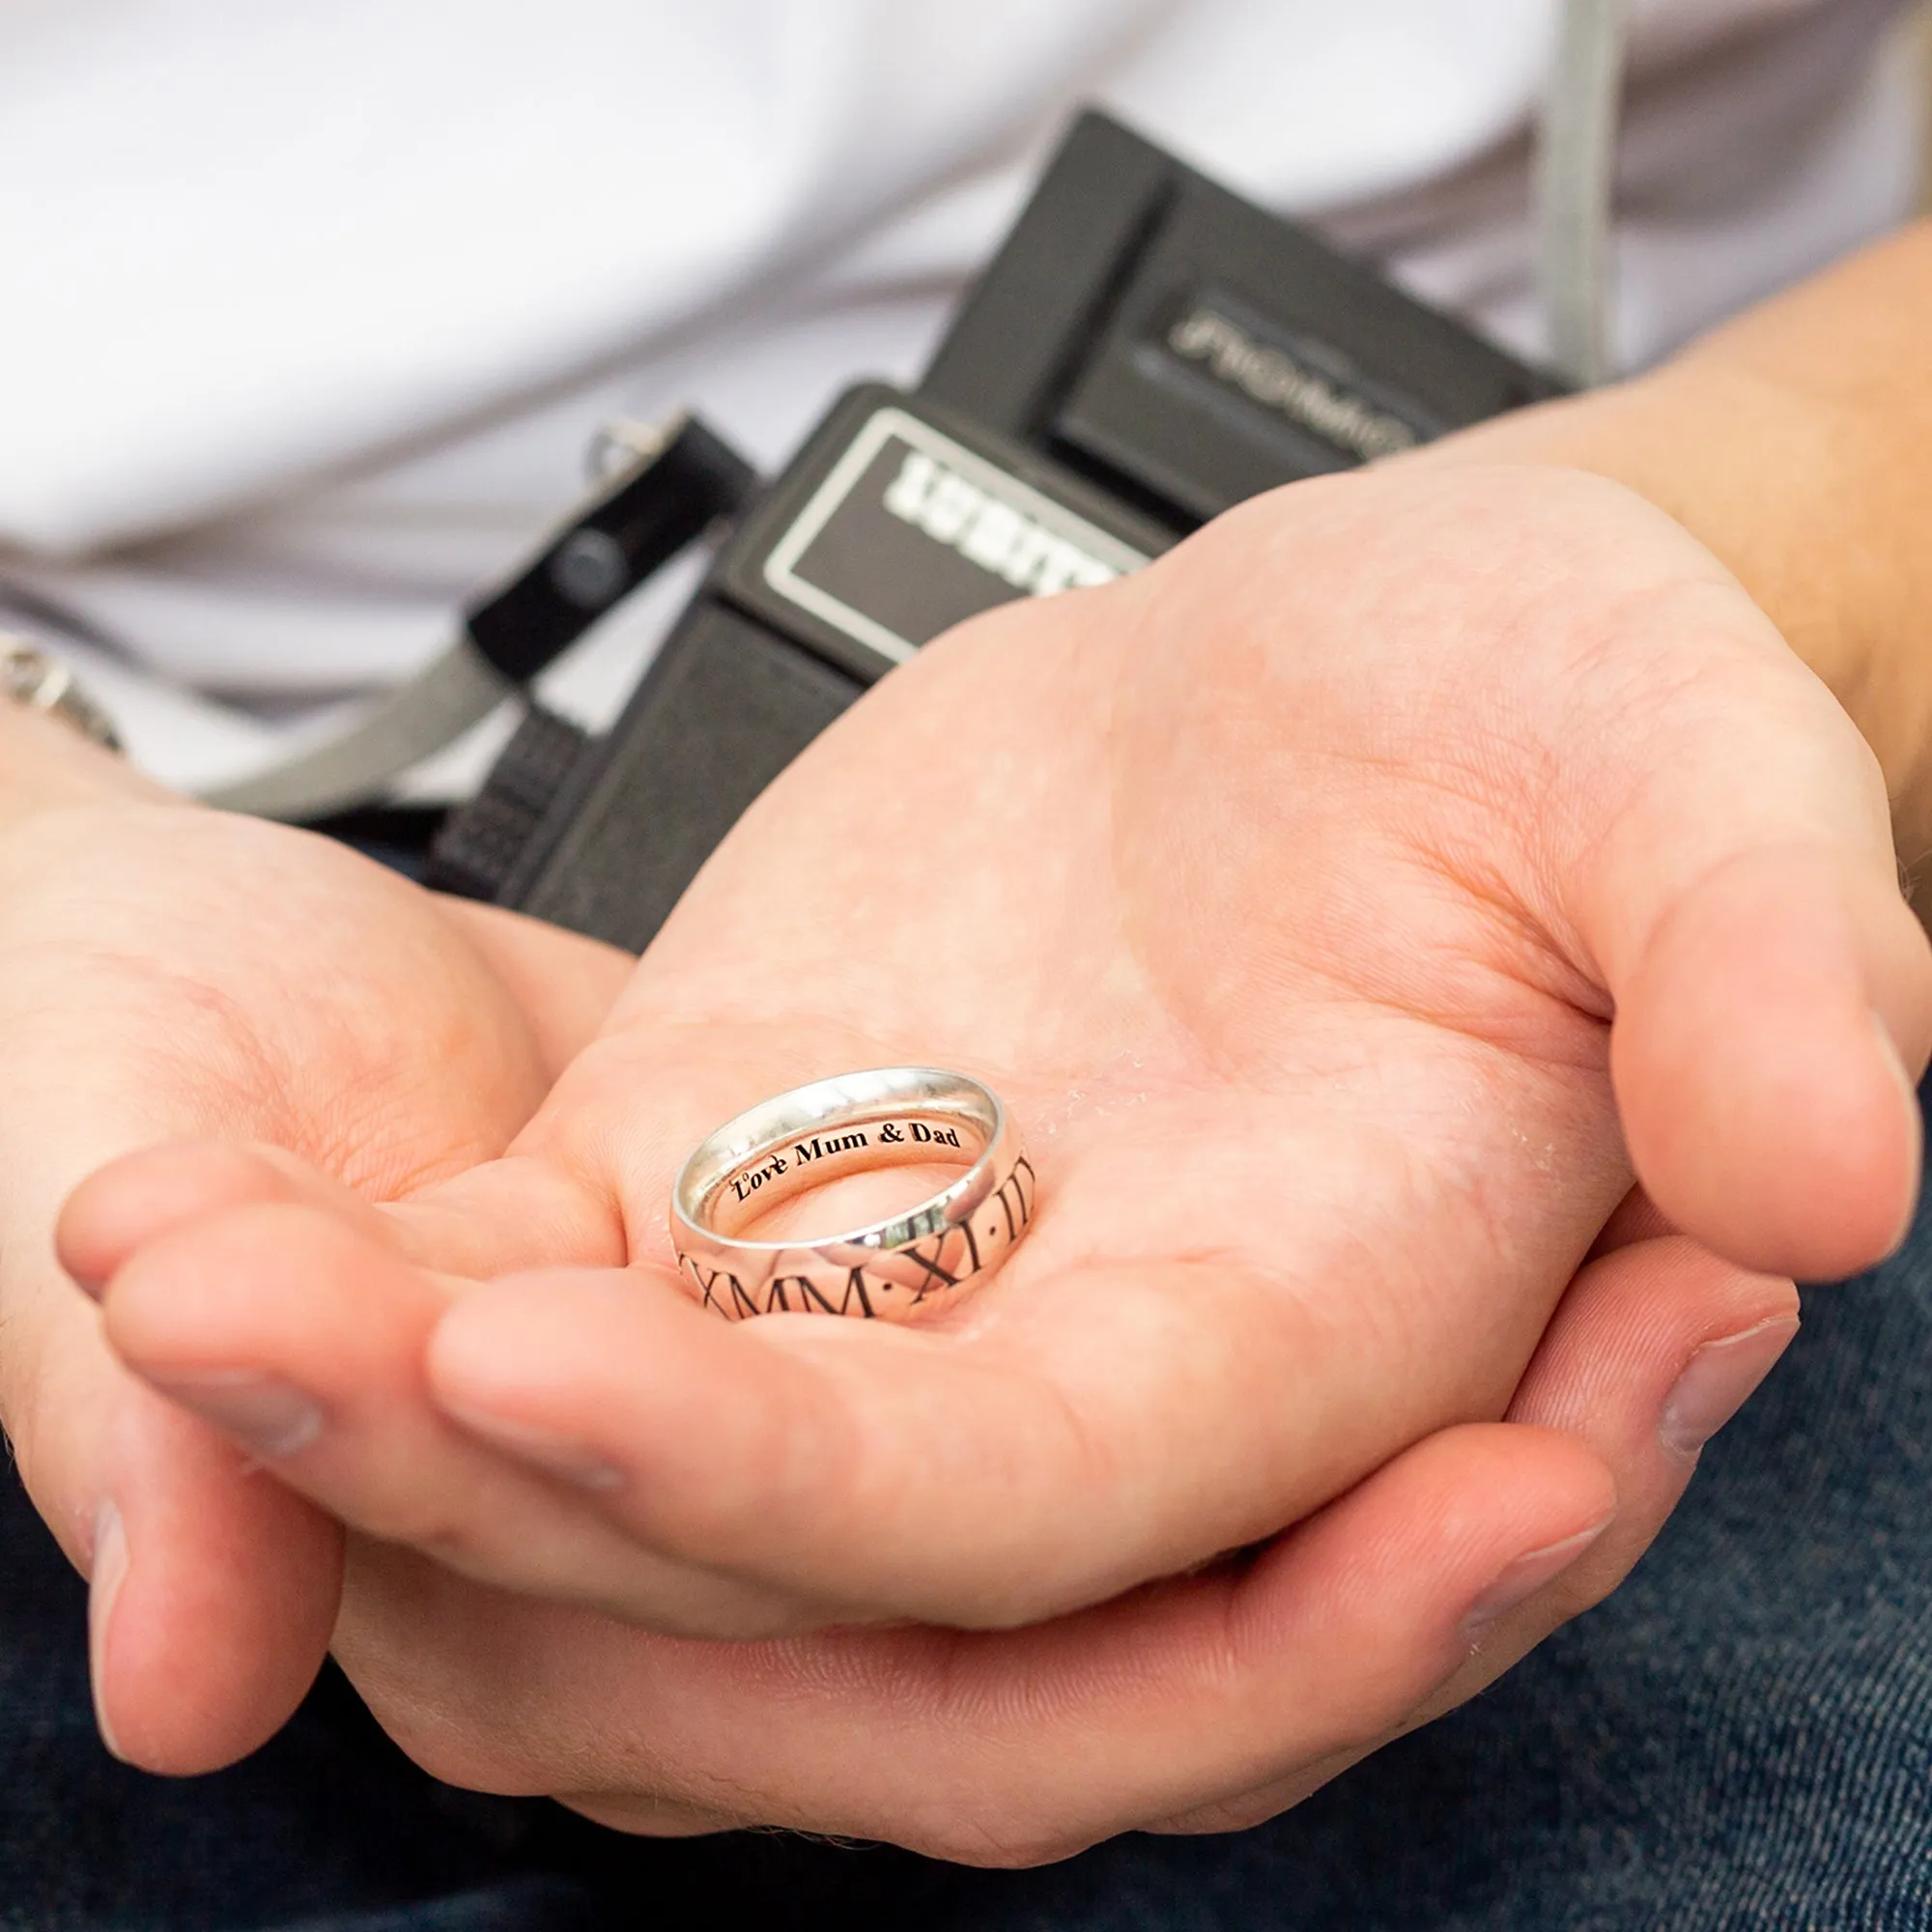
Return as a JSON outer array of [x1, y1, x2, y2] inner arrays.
[[88, 1500, 129, 1762], [1461, 1519, 1610, 1634], [148, 1370, 325, 1459], [1658, 1315, 1799, 1461], [435, 1401, 622, 1492]]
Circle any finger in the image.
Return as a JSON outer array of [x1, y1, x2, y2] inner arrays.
[[424, 1248, 1572, 1625], [98, 1203, 838, 1637], [89, 1387, 343, 1776], [102, 1165, 1501, 1633], [1588, 1179, 1675, 1256], [1143, 1233, 1797, 1835], [59, 1140, 402, 1293], [12, 1256, 342, 1775], [1560, 617, 1932, 1276], [1453, 1231, 1797, 1670], [4, 1126, 345, 1775], [100, 1186, 1608, 1657], [380, 1151, 626, 1281], [332, 1422, 1615, 1863], [62, 1129, 623, 1287], [1615, 845, 1928, 1277]]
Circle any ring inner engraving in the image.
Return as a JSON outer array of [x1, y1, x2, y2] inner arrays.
[[708, 1112, 982, 1238]]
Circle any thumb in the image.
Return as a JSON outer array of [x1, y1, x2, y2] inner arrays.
[[47, 1144, 351, 1774], [89, 1390, 343, 1776], [1576, 661, 1932, 1282]]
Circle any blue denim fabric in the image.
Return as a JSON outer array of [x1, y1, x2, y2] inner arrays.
[[10, 1095, 1932, 1930]]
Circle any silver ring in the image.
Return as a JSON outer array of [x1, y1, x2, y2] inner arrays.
[[670, 1067, 1034, 1321]]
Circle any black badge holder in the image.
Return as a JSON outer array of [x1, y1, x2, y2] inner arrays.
[[428, 110, 1562, 952]]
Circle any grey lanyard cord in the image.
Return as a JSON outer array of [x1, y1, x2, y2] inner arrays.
[[0, 565, 519, 820], [1537, 0, 1629, 388], [198, 639, 514, 818]]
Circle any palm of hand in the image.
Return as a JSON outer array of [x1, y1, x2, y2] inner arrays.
[[463, 471, 1660, 1612], [0, 797, 626, 1764], [81, 465, 1928, 1850]]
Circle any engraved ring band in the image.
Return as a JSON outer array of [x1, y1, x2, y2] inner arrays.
[[670, 1067, 1035, 1321]]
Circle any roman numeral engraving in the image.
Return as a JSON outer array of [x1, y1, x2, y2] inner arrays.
[[784, 1268, 881, 1319], [677, 1146, 1036, 1323], [993, 1154, 1037, 1242], [683, 1256, 755, 1318], [681, 1257, 885, 1320], [903, 1237, 963, 1302]]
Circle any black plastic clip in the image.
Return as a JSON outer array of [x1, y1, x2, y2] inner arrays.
[[463, 414, 759, 684]]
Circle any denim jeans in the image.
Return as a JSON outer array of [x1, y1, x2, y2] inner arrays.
[[10, 1101, 1932, 1931]]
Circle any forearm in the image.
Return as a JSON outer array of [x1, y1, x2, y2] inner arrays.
[[1414, 220, 1932, 867]]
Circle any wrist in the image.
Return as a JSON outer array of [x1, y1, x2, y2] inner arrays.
[[0, 698, 167, 837], [1408, 358, 1932, 867]]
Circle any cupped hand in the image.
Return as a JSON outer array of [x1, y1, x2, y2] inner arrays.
[[0, 734, 629, 1772], [325, 1234, 1800, 1860], [80, 463, 1928, 1651], [75, 1157, 1818, 1854]]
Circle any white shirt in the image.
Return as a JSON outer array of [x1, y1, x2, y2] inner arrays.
[[0, 0, 1918, 789]]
